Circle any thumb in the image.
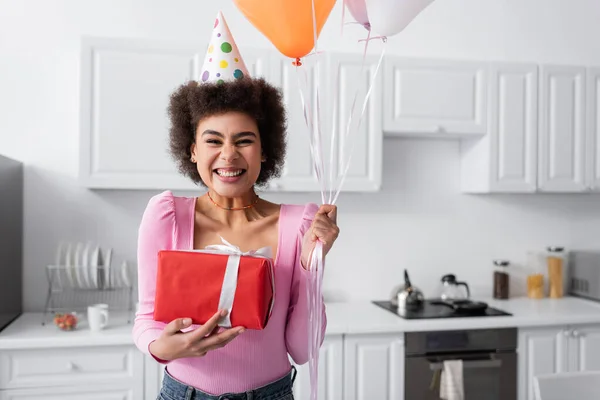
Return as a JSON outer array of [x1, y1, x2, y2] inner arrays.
[[165, 317, 192, 334]]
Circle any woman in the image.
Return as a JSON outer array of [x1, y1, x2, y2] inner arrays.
[[132, 76, 340, 400]]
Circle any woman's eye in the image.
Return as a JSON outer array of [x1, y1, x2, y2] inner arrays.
[[206, 139, 221, 145], [237, 140, 254, 145]]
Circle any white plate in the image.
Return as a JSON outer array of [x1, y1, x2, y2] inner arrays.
[[81, 242, 92, 288], [73, 243, 86, 288], [90, 246, 100, 289], [103, 248, 113, 289], [121, 261, 132, 288], [65, 243, 76, 288], [54, 242, 67, 288]]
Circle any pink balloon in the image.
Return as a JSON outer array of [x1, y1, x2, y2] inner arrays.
[[345, 0, 370, 30]]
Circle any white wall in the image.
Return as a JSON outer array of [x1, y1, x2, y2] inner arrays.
[[1, 0, 600, 311]]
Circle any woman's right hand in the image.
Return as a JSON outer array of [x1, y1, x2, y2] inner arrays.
[[149, 309, 244, 361]]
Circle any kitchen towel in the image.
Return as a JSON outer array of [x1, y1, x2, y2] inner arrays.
[[440, 359, 464, 400]]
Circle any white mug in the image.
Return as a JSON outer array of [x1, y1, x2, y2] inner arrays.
[[87, 303, 109, 331]]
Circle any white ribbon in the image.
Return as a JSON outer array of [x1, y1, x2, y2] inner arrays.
[[202, 237, 274, 327]]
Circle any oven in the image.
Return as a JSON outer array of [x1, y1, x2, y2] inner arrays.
[[404, 327, 517, 400]]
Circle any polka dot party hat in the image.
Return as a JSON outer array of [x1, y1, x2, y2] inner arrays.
[[199, 11, 250, 84]]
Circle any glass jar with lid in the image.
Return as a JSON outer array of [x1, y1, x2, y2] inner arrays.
[[493, 260, 510, 299], [546, 246, 568, 298]]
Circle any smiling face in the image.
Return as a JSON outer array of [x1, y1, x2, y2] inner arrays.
[[191, 111, 263, 198]]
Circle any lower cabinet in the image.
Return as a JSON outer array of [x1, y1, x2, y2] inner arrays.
[[343, 333, 405, 400], [0, 385, 137, 400], [292, 335, 344, 400], [0, 345, 144, 400], [10, 324, 600, 400], [518, 323, 600, 400]]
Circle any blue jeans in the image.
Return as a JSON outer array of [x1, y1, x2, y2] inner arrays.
[[158, 366, 297, 400]]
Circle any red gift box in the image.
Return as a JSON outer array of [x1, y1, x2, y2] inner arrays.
[[154, 246, 275, 330]]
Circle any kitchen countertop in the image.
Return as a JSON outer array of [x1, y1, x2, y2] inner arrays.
[[2, 296, 600, 349], [0, 311, 137, 349], [324, 296, 600, 334]]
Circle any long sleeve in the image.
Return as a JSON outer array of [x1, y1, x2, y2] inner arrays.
[[132, 190, 177, 361], [285, 203, 328, 365]]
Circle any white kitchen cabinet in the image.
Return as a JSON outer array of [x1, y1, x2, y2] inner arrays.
[[343, 333, 404, 400], [327, 53, 383, 192], [0, 345, 144, 400], [265, 52, 383, 193], [79, 36, 273, 191], [518, 324, 600, 400], [518, 326, 567, 400], [461, 63, 598, 194], [292, 335, 344, 400], [383, 57, 488, 137], [79, 37, 382, 193], [144, 355, 164, 400], [269, 56, 329, 192], [79, 36, 199, 191], [586, 67, 600, 191], [461, 63, 538, 193], [0, 384, 136, 400], [565, 324, 600, 373], [538, 65, 587, 192]]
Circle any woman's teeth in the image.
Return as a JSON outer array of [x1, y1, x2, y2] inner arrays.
[[216, 169, 244, 177]]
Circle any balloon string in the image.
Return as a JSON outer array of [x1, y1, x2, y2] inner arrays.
[[341, 0, 347, 36], [332, 38, 386, 205], [306, 2, 324, 400]]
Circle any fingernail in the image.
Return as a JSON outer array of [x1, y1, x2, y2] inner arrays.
[[239, 328, 246, 334], [183, 318, 191, 325], [220, 310, 228, 317]]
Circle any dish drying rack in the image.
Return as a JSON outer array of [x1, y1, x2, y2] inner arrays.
[[42, 245, 136, 325]]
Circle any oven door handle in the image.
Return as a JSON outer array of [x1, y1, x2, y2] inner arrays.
[[429, 358, 502, 371]]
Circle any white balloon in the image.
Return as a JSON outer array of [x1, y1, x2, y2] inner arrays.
[[365, 0, 435, 37]]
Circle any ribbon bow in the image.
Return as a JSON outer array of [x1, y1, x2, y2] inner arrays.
[[203, 237, 274, 327], [204, 237, 273, 259]]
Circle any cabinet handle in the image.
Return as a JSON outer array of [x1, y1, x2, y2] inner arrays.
[[564, 330, 571, 337], [572, 330, 580, 338], [66, 361, 76, 371]]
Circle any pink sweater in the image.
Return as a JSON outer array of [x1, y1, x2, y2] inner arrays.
[[132, 191, 327, 395]]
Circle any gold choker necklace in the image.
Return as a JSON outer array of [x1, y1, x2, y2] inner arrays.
[[207, 192, 259, 211]]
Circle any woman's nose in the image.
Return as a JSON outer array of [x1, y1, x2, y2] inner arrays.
[[220, 144, 239, 161]]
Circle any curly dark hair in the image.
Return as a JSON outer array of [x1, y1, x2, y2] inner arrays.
[[167, 77, 287, 187]]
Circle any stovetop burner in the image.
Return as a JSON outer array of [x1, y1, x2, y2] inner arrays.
[[373, 299, 512, 319]]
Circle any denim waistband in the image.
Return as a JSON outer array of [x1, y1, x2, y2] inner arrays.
[[160, 366, 297, 400]]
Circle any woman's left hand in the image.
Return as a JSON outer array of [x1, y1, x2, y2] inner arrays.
[[300, 205, 339, 270]]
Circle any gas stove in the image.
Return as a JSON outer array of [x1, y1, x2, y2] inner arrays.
[[373, 299, 512, 320]]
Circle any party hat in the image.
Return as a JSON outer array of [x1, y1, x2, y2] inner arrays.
[[199, 11, 250, 84]]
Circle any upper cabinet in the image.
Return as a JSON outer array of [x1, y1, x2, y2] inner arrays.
[[461, 63, 600, 193], [586, 67, 600, 191], [79, 37, 600, 195], [460, 63, 538, 193], [78, 37, 198, 191], [383, 57, 488, 137], [270, 53, 382, 192], [538, 65, 587, 192], [78, 37, 382, 192]]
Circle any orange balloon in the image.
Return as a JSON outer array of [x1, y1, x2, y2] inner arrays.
[[234, 0, 337, 60]]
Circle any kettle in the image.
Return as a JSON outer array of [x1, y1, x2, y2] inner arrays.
[[439, 274, 470, 301], [391, 269, 424, 309]]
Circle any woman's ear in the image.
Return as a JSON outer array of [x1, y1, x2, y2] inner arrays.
[[190, 143, 197, 163]]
